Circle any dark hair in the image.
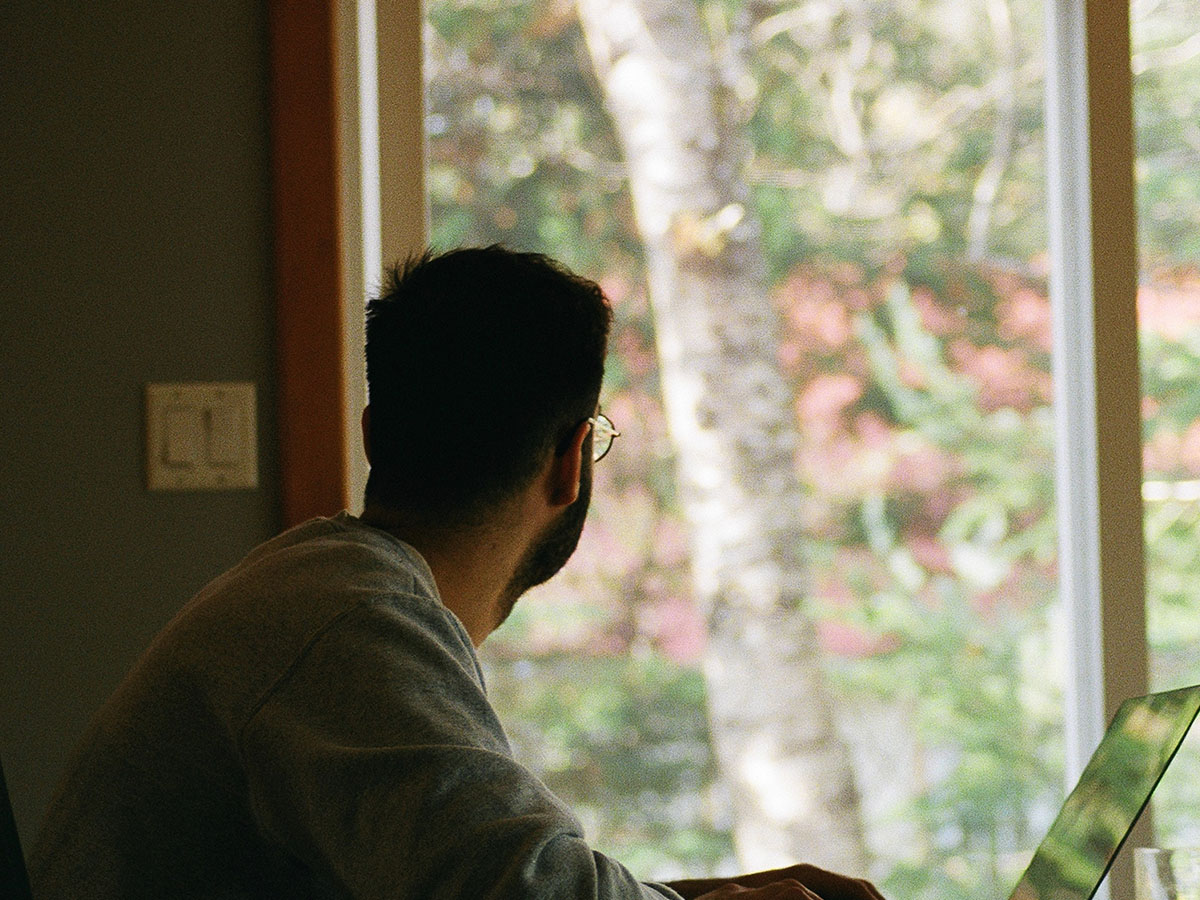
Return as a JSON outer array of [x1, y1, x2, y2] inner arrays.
[[364, 245, 612, 520]]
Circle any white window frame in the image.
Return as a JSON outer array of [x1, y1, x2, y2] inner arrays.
[[336, 0, 428, 509], [1046, 1, 1147, 896]]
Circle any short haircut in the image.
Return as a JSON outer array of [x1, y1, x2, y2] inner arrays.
[[364, 245, 612, 520]]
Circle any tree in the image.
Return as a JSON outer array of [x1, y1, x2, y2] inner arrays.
[[575, 0, 868, 872]]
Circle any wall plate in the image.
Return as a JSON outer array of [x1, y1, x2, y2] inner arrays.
[[145, 382, 258, 491]]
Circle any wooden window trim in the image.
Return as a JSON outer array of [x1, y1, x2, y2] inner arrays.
[[268, 0, 350, 526]]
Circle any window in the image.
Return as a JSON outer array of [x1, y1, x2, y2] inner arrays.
[[327, 2, 1200, 897], [425, 2, 1060, 895]]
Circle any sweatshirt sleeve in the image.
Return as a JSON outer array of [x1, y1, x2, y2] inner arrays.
[[239, 594, 684, 900]]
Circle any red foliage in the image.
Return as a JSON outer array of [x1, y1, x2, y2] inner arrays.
[[948, 342, 1051, 412], [796, 374, 864, 428], [910, 286, 967, 337], [643, 593, 708, 663], [817, 621, 902, 659], [890, 444, 959, 495], [1139, 269, 1200, 340], [996, 288, 1052, 352], [907, 536, 954, 575]]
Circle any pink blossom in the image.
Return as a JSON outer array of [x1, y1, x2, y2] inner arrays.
[[598, 273, 630, 306], [911, 287, 966, 337], [778, 274, 854, 348], [615, 328, 656, 378], [816, 621, 902, 659], [854, 412, 893, 450], [891, 445, 956, 494], [1144, 429, 1182, 476], [951, 343, 1043, 411], [796, 374, 863, 422], [1138, 274, 1200, 341], [997, 289, 1052, 351], [651, 519, 691, 568], [777, 337, 805, 371], [606, 394, 640, 437], [896, 357, 928, 390], [647, 594, 708, 663], [814, 573, 856, 608], [1181, 421, 1200, 474], [907, 536, 954, 574]]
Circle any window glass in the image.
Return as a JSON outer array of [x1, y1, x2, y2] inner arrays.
[[1133, 0, 1200, 846], [426, 2, 1063, 896]]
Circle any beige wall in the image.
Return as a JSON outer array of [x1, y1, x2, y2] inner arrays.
[[1, 1, 281, 846]]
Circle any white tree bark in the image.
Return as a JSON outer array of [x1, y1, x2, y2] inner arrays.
[[576, 0, 868, 873]]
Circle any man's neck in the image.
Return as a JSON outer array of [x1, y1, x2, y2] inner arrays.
[[360, 502, 535, 647]]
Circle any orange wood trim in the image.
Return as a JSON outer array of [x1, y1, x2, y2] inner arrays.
[[268, 0, 349, 526]]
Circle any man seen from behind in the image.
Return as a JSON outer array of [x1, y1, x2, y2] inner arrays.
[[30, 246, 886, 900]]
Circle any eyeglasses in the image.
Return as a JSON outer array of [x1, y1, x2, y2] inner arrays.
[[588, 411, 620, 462]]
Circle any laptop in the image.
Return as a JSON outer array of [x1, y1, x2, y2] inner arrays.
[[1008, 683, 1200, 900]]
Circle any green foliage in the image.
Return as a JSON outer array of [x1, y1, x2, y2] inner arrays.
[[481, 641, 735, 880], [426, 0, 1200, 889], [1132, 0, 1200, 267], [426, 0, 637, 273]]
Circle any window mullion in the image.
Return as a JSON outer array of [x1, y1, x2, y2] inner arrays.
[[1046, 0, 1147, 894], [336, 0, 376, 511], [341, 1, 427, 511], [374, 1, 427, 267]]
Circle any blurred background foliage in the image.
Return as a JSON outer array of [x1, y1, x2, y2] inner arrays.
[[424, 0, 1200, 893]]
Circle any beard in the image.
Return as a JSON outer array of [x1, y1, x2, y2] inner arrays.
[[497, 464, 592, 626]]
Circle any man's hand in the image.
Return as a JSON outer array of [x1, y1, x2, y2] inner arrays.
[[692, 882, 845, 899], [668, 864, 886, 900]]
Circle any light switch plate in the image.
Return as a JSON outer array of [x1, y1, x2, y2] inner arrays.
[[146, 382, 258, 491]]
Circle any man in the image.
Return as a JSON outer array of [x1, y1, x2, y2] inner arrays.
[[30, 247, 885, 899]]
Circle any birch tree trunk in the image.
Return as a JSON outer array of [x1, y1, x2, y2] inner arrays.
[[576, 0, 868, 874]]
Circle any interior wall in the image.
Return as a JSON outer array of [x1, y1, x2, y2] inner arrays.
[[0, 1, 280, 846]]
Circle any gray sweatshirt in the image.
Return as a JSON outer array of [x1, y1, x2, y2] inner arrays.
[[29, 513, 684, 900]]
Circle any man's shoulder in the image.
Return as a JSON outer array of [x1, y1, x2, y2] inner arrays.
[[235, 511, 438, 599], [187, 512, 439, 625], [135, 513, 463, 728]]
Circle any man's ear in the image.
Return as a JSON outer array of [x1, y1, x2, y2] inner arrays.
[[547, 420, 591, 507], [361, 406, 372, 465]]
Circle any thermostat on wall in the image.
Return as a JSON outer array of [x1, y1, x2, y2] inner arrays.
[[145, 382, 258, 491]]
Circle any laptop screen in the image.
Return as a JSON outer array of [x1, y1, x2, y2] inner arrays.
[[1009, 684, 1200, 900]]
